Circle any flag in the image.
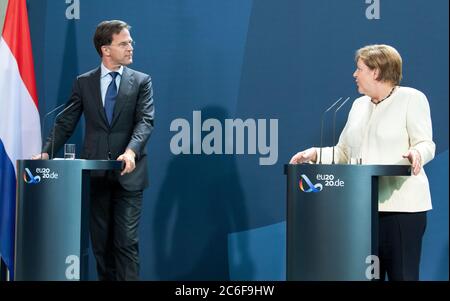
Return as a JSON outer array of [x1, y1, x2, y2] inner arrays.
[[0, 0, 41, 280]]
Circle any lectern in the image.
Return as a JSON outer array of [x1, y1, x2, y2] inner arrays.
[[285, 164, 410, 280], [15, 159, 122, 281]]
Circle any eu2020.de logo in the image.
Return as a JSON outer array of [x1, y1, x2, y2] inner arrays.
[[299, 174, 323, 193], [23, 168, 41, 184]]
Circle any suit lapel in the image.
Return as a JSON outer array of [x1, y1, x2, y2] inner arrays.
[[88, 67, 110, 129], [111, 67, 134, 127]]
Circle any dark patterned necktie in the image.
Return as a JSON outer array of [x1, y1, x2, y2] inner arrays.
[[104, 72, 119, 125]]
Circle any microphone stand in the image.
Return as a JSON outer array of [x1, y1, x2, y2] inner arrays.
[[51, 101, 76, 159], [332, 97, 351, 164], [319, 97, 343, 164], [41, 103, 66, 159]]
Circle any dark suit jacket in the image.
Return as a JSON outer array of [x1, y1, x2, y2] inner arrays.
[[43, 66, 154, 191]]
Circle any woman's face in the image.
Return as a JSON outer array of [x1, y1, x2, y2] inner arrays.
[[353, 59, 377, 96]]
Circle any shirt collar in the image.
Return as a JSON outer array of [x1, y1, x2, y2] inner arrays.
[[101, 63, 124, 78]]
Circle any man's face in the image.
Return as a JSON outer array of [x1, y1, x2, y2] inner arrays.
[[104, 28, 134, 66], [353, 58, 377, 95]]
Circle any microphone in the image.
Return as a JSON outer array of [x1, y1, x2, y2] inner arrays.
[[40, 103, 67, 159], [332, 96, 351, 164], [50, 101, 77, 160], [319, 97, 343, 164]]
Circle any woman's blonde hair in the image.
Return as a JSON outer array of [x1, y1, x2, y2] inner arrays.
[[355, 44, 402, 85]]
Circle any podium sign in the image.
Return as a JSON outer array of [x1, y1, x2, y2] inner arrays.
[[285, 164, 410, 280], [15, 160, 122, 281]]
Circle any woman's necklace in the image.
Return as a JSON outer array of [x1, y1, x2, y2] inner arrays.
[[371, 86, 396, 105]]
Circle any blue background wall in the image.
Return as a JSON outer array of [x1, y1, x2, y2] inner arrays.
[[26, 0, 448, 280]]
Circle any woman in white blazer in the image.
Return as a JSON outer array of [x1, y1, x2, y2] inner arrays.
[[290, 44, 435, 281]]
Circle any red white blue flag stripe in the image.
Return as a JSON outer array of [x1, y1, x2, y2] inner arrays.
[[0, 0, 41, 279]]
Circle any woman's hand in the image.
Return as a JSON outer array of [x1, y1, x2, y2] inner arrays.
[[289, 148, 317, 164], [402, 149, 422, 175]]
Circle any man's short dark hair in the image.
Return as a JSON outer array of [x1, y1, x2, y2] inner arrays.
[[93, 20, 131, 57]]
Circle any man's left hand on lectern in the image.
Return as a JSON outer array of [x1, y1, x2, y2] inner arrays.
[[31, 152, 49, 160]]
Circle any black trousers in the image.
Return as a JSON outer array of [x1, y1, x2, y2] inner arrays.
[[89, 175, 143, 281], [378, 211, 427, 281]]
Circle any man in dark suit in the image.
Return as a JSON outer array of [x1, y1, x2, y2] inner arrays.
[[33, 20, 154, 280]]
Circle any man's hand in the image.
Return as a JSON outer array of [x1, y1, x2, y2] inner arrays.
[[289, 148, 317, 164], [403, 149, 422, 176], [117, 148, 136, 176], [31, 153, 49, 160]]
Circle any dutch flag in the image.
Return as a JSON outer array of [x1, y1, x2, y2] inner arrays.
[[0, 0, 41, 280]]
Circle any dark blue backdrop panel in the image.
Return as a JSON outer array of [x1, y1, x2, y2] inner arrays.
[[27, 0, 448, 280]]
